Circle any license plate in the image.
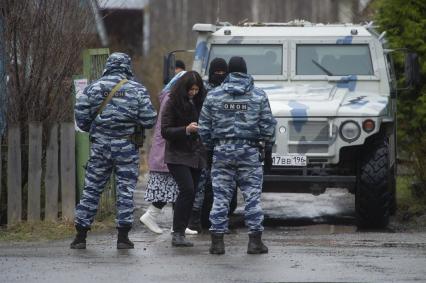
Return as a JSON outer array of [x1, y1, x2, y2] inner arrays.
[[272, 154, 307, 166]]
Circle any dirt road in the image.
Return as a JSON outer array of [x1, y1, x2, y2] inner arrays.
[[1, 189, 425, 283]]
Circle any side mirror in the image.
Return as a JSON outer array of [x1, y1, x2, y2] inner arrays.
[[162, 49, 195, 85], [163, 53, 176, 85], [404, 52, 421, 88]]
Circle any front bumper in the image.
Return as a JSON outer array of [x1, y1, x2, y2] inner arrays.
[[262, 167, 356, 194], [262, 174, 356, 193]]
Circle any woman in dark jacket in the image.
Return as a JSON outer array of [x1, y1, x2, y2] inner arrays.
[[161, 71, 207, 247]]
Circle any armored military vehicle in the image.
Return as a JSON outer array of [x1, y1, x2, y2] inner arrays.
[[164, 20, 419, 229]]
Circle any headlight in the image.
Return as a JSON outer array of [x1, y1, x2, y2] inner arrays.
[[340, 121, 360, 142]]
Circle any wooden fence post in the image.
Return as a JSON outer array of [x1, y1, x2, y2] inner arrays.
[[60, 122, 75, 221], [28, 122, 42, 221], [7, 124, 21, 225], [45, 124, 59, 221]]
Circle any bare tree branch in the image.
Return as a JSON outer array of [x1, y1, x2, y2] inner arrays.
[[4, 0, 95, 126]]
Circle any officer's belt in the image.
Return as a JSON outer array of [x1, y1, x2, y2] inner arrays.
[[215, 139, 258, 146], [90, 135, 133, 142]]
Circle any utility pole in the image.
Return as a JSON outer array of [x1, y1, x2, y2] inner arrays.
[[89, 0, 109, 47], [143, 1, 150, 56], [0, 7, 6, 136]]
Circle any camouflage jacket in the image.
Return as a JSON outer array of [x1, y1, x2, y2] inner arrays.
[[204, 82, 216, 93], [75, 53, 157, 139], [198, 72, 276, 150]]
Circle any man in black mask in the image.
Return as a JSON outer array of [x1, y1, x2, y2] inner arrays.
[[206, 57, 228, 91], [187, 57, 228, 233]]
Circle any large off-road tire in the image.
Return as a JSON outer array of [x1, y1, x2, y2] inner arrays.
[[201, 184, 238, 229], [355, 136, 392, 229]]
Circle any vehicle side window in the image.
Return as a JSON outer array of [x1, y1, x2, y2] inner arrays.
[[296, 44, 374, 76], [207, 44, 283, 75]]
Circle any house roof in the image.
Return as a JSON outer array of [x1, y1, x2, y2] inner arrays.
[[98, 0, 149, 10]]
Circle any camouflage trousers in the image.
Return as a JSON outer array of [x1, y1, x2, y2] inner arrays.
[[209, 144, 264, 233], [75, 138, 139, 228], [193, 168, 210, 210]]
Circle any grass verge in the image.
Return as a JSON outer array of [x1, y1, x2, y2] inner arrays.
[[395, 176, 426, 228], [0, 214, 115, 242]]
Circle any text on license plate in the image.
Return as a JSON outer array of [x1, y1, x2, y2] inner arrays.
[[272, 154, 307, 166]]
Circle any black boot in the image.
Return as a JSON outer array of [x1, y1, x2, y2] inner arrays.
[[70, 225, 89, 249], [209, 233, 225, 255], [117, 226, 134, 249], [171, 232, 194, 247], [188, 209, 202, 233], [247, 232, 268, 254]]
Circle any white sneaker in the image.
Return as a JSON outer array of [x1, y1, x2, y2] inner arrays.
[[170, 226, 199, 235], [185, 228, 198, 235], [140, 205, 163, 234]]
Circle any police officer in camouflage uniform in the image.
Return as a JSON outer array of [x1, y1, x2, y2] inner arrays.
[[188, 58, 228, 232], [198, 56, 276, 255], [71, 52, 157, 249]]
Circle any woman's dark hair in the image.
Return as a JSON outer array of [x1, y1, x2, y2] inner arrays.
[[170, 71, 205, 116]]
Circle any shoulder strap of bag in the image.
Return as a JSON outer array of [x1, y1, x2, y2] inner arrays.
[[95, 79, 128, 117]]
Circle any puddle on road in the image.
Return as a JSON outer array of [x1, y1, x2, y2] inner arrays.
[[231, 189, 356, 231], [299, 224, 355, 234], [269, 224, 357, 235]]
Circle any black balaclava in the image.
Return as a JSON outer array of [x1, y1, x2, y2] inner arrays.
[[208, 58, 228, 87], [228, 56, 247, 74]]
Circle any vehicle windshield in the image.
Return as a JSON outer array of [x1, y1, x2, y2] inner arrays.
[[296, 44, 374, 76], [207, 44, 283, 75]]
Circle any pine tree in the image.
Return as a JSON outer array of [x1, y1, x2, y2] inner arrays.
[[375, 0, 426, 185]]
